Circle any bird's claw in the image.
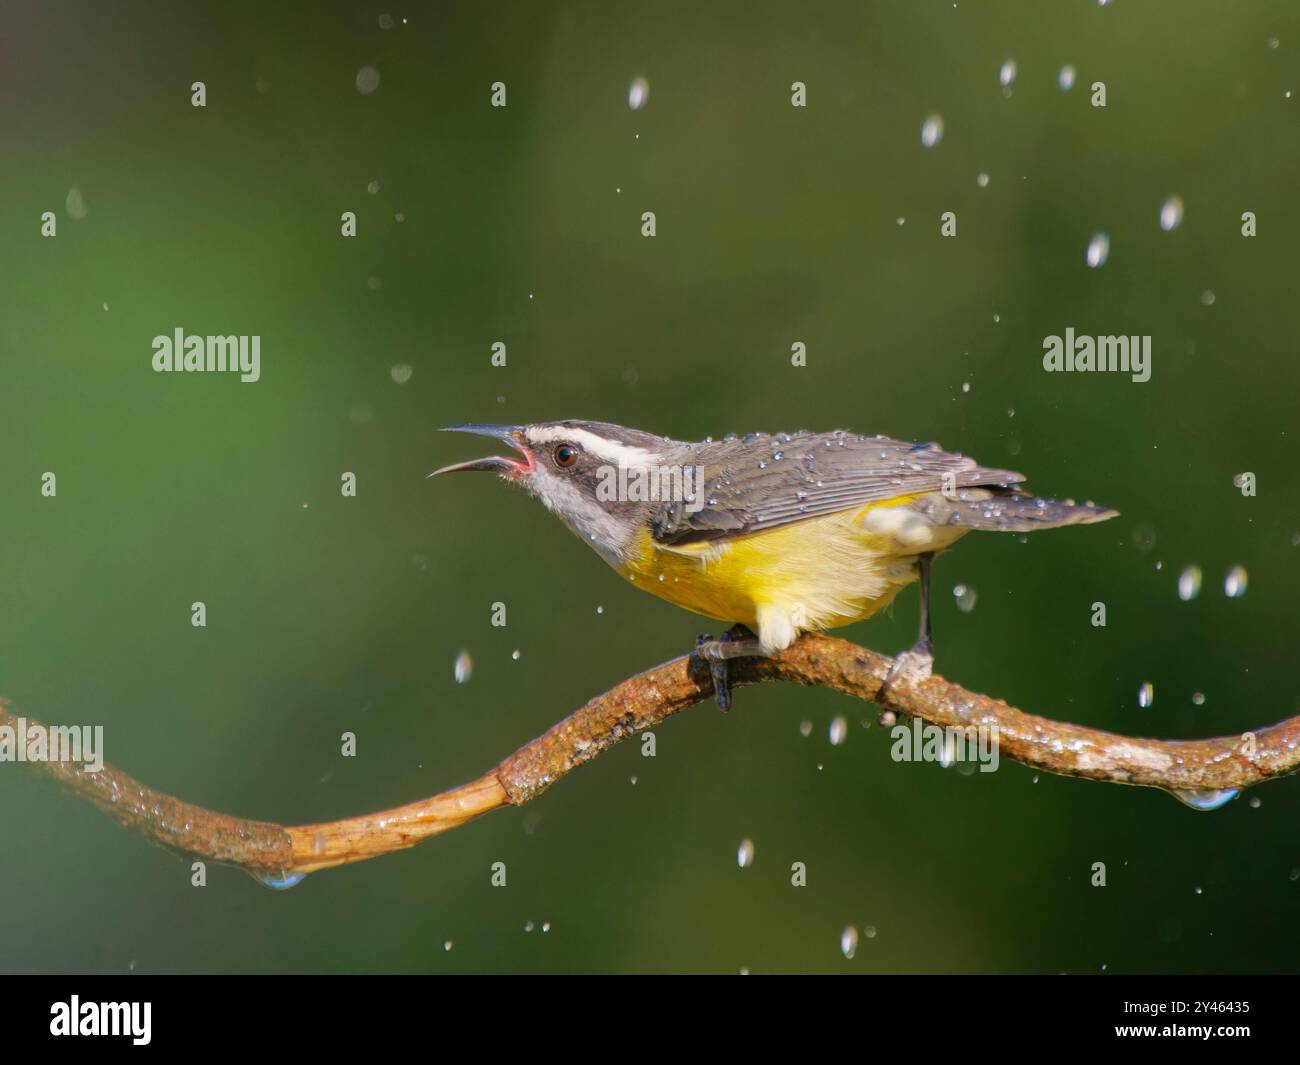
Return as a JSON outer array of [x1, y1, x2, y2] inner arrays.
[[694, 632, 733, 711], [879, 638, 934, 702]]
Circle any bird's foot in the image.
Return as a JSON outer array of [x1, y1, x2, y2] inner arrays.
[[879, 637, 934, 703], [692, 625, 762, 712]]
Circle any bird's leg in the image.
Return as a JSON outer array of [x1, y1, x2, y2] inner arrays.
[[693, 624, 765, 712], [879, 552, 936, 704]]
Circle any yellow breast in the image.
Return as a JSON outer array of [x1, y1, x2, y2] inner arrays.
[[618, 497, 966, 636]]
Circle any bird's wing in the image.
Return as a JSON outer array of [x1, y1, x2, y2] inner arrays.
[[649, 430, 1026, 546]]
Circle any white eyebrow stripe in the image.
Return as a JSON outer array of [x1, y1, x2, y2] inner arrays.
[[528, 426, 661, 466]]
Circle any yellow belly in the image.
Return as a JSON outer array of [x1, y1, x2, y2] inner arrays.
[[618, 497, 967, 641]]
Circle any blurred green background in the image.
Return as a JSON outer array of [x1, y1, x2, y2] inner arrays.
[[1, 0, 1298, 973]]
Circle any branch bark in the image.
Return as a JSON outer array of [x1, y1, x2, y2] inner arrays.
[[3, 634, 1294, 883]]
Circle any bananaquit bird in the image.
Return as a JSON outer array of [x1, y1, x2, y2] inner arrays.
[[433, 421, 1117, 709]]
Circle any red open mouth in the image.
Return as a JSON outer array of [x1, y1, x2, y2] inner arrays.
[[430, 424, 534, 478]]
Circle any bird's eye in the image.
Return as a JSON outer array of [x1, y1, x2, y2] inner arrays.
[[554, 443, 579, 468]]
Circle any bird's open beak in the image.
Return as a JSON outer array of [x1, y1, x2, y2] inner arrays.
[[429, 424, 533, 477]]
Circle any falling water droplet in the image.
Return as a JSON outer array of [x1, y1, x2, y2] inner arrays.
[[829, 715, 847, 746], [1138, 682, 1154, 708], [1160, 196, 1184, 231], [1177, 565, 1202, 601], [253, 869, 307, 890], [1086, 232, 1110, 268], [1224, 565, 1248, 598], [391, 363, 413, 384], [65, 187, 89, 219], [1058, 64, 1076, 91], [628, 77, 649, 111], [454, 650, 473, 684], [737, 839, 755, 868], [355, 66, 381, 95], [920, 113, 944, 147], [799, 720, 813, 737], [976, 171, 990, 187], [1192, 691, 1206, 706], [999, 59, 1018, 86], [1168, 787, 1239, 811], [841, 926, 859, 959], [953, 584, 978, 613]]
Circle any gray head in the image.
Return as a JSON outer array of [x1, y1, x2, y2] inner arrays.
[[432, 420, 679, 565]]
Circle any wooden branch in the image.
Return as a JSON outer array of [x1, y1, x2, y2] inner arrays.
[[4, 634, 1295, 883]]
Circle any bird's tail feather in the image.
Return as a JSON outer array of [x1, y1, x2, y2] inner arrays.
[[912, 490, 1118, 532]]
